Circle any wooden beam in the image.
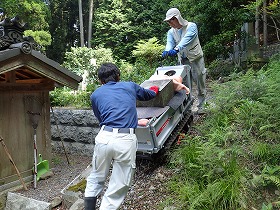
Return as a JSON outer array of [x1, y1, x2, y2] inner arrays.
[[15, 71, 32, 79], [0, 81, 55, 91], [5, 71, 16, 83], [16, 78, 49, 84], [20, 69, 43, 78]]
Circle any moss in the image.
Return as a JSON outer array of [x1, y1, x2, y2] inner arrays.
[[67, 179, 87, 193]]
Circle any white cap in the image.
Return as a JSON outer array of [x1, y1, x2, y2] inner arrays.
[[164, 8, 188, 26]]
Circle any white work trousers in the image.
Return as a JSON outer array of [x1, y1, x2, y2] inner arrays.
[[85, 128, 137, 210], [183, 56, 207, 109]]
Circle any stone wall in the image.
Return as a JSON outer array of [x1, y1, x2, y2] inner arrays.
[[262, 43, 280, 58], [50, 108, 99, 156]]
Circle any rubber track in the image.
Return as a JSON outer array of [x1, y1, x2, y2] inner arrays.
[[151, 111, 193, 161], [162, 111, 193, 151]]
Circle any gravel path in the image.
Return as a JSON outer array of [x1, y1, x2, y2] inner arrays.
[[16, 152, 91, 206], [16, 151, 178, 210]]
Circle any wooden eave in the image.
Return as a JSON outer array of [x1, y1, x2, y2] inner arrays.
[[0, 48, 82, 91]]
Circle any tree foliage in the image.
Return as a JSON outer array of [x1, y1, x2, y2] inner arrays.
[[91, 0, 171, 62], [46, 0, 83, 63], [24, 30, 51, 52], [90, 1, 132, 60], [63, 46, 114, 84], [0, 0, 50, 30], [132, 37, 165, 67], [2, 0, 279, 64]]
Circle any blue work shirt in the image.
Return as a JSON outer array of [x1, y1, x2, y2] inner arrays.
[[90, 81, 156, 128]]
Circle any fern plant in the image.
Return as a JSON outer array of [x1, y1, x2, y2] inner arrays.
[[251, 165, 280, 188], [251, 143, 280, 165], [168, 136, 249, 210]]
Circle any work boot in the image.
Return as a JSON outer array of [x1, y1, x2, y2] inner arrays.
[[84, 197, 97, 210]]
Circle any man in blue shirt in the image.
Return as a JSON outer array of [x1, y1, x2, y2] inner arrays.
[[162, 8, 207, 114], [84, 63, 158, 210]]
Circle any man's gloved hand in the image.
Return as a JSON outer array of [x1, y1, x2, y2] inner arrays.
[[168, 49, 179, 56], [161, 51, 168, 58], [149, 86, 159, 95]]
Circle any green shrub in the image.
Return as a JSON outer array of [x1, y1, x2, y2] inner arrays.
[[166, 53, 280, 209], [251, 142, 280, 165], [207, 59, 238, 80], [122, 60, 155, 84], [50, 87, 93, 108], [132, 37, 165, 68]]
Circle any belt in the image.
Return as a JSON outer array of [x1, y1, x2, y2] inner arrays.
[[103, 126, 135, 134]]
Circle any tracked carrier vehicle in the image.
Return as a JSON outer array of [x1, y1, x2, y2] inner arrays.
[[135, 65, 194, 159]]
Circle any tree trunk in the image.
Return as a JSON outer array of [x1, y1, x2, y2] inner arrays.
[[269, 17, 280, 41], [88, 0, 94, 48], [263, 0, 268, 47], [255, 3, 260, 46], [78, 0, 85, 47]]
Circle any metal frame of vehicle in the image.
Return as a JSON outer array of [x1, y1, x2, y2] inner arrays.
[[136, 65, 194, 158]]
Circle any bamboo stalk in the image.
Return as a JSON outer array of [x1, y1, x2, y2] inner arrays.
[[0, 136, 28, 191]]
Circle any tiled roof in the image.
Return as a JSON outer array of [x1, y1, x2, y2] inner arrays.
[[0, 13, 82, 90]]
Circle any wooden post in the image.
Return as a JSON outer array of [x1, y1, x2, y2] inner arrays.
[[0, 136, 28, 191]]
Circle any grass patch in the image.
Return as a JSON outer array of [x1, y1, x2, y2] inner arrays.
[[165, 53, 280, 209]]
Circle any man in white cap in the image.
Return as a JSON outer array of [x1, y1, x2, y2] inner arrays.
[[162, 8, 207, 114]]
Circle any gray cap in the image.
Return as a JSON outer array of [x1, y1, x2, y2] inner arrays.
[[164, 8, 188, 26]]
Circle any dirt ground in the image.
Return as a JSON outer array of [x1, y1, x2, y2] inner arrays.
[[15, 150, 177, 209], [16, 84, 209, 209], [16, 114, 204, 210]]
